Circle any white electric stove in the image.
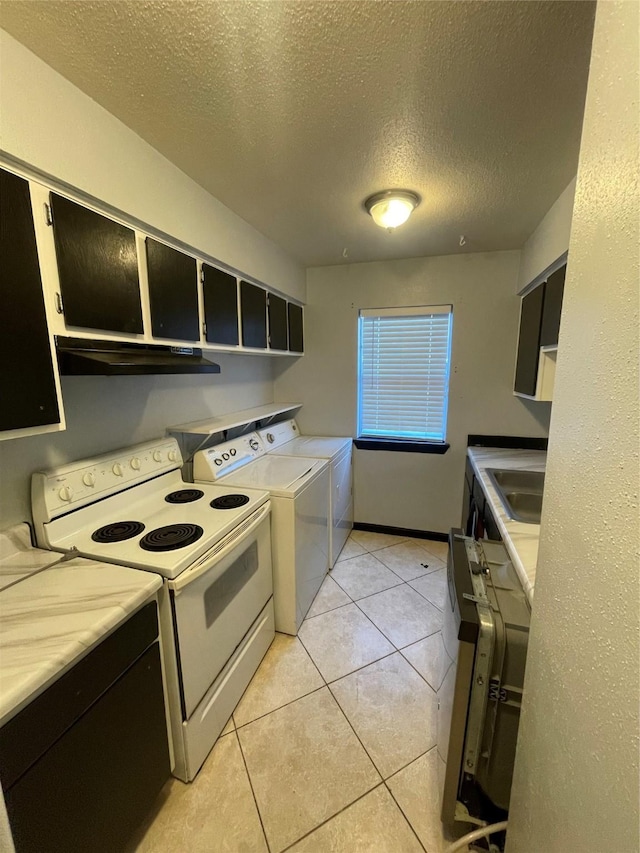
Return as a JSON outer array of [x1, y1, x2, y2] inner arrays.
[[31, 437, 275, 782]]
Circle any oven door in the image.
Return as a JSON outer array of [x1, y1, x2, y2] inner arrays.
[[167, 501, 272, 720]]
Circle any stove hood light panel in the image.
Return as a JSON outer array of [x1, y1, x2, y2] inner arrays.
[[55, 337, 221, 376]]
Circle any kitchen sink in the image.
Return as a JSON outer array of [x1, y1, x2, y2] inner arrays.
[[486, 469, 545, 524]]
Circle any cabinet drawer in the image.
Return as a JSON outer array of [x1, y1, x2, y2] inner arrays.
[[540, 265, 566, 347], [5, 642, 169, 853], [146, 238, 199, 341], [288, 303, 304, 353], [202, 264, 239, 346], [50, 193, 143, 335], [0, 601, 158, 789], [0, 170, 60, 432], [268, 293, 288, 350], [514, 284, 545, 396], [240, 281, 267, 349]]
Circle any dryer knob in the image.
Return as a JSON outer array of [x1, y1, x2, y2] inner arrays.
[[82, 472, 95, 487], [153, 451, 163, 462], [266, 433, 275, 444], [112, 463, 123, 477], [230, 448, 237, 457], [249, 439, 259, 451], [168, 450, 178, 463], [214, 458, 223, 466], [130, 457, 141, 470], [222, 452, 230, 460]]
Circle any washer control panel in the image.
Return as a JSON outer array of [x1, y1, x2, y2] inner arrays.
[[193, 433, 266, 482]]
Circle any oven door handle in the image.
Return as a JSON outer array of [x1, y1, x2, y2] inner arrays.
[[167, 501, 270, 593]]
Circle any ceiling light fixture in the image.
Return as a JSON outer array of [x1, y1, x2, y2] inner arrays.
[[364, 190, 421, 230]]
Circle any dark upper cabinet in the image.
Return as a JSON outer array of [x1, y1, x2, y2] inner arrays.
[[514, 284, 545, 396], [202, 265, 239, 346], [50, 193, 143, 335], [287, 303, 304, 353], [240, 281, 267, 349], [540, 264, 566, 347], [1, 169, 60, 432], [268, 294, 288, 350], [146, 238, 199, 341]]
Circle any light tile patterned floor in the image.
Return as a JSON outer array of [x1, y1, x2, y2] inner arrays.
[[132, 531, 457, 853]]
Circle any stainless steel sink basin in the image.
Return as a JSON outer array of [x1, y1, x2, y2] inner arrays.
[[486, 468, 545, 524]]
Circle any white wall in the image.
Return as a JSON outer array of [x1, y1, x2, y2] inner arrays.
[[516, 177, 576, 293], [0, 356, 273, 527], [0, 31, 305, 529], [274, 252, 550, 534], [507, 2, 639, 850]]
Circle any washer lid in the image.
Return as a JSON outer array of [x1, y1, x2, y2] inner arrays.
[[269, 436, 352, 459], [219, 455, 327, 496]]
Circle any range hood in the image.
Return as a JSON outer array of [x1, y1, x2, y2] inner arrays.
[[56, 337, 221, 376]]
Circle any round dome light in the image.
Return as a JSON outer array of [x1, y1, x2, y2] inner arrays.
[[364, 190, 421, 230]]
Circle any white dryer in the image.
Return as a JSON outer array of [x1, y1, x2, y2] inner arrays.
[[193, 433, 330, 635], [258, 420, 352, 567]]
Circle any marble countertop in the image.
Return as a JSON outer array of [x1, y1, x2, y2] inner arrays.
[[0, 554, 162, 727], [0, 523, 63, 591], [467, 447, 547, 605]]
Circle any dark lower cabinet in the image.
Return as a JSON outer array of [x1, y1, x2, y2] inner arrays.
[[268, 294, 288, 350], [50, 193, 143, 335], [202, 264, 239, 346], [146, 238, 199, 341], [287, 303, 304, 353], [462, 460, 473, 530], [1, 603, 170, 853], [483, 502, 502, 541], [240, 280, 267, 349], [514, 284, 545, 396], [0, 169, 60, 432], [463, 458, 502, 542]]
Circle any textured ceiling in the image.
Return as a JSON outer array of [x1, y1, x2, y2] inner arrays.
[[0, 1, 595, 266]]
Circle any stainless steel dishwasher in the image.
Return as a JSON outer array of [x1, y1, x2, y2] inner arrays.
[[437, 531, 531, 831]]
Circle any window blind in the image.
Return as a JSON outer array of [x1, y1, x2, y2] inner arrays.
[[357, 305, 453, 442]]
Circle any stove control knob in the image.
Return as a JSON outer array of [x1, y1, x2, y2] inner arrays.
[[82, 472, 95, 487], [222, 452, 230, 460], [112, 463, 123, 477], [214, 458, 223, 466], [168, 450, 178, 463], [230, 448, 237, 456], [249, 439, 259, 451], [58, 485, 73, 502], [153, 451, 163, 462], [130, 457, 141, 470], [266, 433, 275, 444]]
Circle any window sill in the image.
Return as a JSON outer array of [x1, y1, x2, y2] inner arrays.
[[354, 438, 450, 454]]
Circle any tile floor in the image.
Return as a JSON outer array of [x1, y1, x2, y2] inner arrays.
[[130, 531, 458, 853]]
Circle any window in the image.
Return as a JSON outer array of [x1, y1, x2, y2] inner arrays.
[[357, 305, 453, 445]]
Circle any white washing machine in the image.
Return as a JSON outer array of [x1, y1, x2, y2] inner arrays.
[[257, 420, 353, 567], [193, 432, 330, 635]]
